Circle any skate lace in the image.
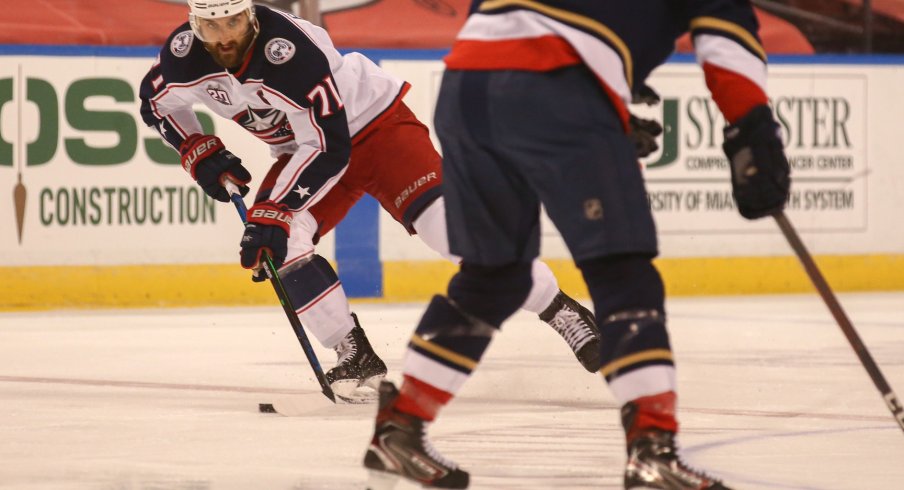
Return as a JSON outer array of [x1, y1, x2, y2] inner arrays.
[[651, 439, 720, 486], [674, 454, 718, 485], [334, 333, 358, 365], [420, 426, 458, 470], [549, 306, 594, 350]]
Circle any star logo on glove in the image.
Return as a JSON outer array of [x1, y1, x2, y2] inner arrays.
[[294, 185, 311, 199]]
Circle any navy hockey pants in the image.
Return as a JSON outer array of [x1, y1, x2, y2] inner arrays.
[[434, 66, 658, 266]]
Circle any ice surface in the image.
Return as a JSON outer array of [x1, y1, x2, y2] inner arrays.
[[1, 293, 902, 489]]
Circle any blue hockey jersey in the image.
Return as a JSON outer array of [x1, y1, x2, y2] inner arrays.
[[447, 0, 769, 129]]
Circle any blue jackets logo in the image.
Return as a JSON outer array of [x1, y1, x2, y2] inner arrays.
[[170, 31, 194, 58], [265, 38, 295, 65]]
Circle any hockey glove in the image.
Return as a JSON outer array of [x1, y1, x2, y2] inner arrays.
[[722, 105, 791, 220], [180, 134, 251, 203], [629, 114, 663, 158], [239, 201, 292, 282], [631, 83, 661, 106]]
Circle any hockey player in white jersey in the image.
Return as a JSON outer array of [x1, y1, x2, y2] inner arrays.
[[139, 0, 602, 401]]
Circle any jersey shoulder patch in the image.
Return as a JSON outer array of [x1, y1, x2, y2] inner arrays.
[[264, 37, 296, 65], [170, 30, 195, 58], [157, 23, 222, 84]]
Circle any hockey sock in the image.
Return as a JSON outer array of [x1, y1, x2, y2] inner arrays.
[[412, 196, 456, 261], [448, 261, 532, 327], [280, 254, 355, 348], [398, 295, 497, 420], [576, 254, 664, 321], [620, 391, 679, 442], [520, 260, 560, 314], [577, 254, 676, 405], [395, 374, 453, 421], [412, 197, 556, 316]]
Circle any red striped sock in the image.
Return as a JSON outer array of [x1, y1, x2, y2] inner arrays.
[[626, 391, 679, 442], [394, 375, 453, 421]]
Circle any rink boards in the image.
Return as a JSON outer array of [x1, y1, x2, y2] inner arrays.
[[1, 47, 903, 309]]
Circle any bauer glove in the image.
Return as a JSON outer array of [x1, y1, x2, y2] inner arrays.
[[180, 134, 251, 203], [240, 201, 292, 282], [722, 105, 791, 220]]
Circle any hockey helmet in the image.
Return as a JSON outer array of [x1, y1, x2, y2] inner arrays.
[[188, 0, 257, 42]]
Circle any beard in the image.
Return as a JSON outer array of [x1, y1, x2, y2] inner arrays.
[[205, 30, 255, 69]]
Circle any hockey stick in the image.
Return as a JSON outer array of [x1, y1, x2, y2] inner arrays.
[[225, 182, 336, 403], [773, 211, 904, 433]]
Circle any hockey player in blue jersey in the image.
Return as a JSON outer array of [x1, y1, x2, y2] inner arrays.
[[363, 0, 791, 488], [139, 0, 603, 402]]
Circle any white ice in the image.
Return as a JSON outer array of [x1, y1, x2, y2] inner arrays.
[[1, 293, 903, 489]]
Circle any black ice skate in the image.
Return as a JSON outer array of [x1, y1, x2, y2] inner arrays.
[[539, 291, 602, 372], [325, 313, 387, 403], [625, 430, 731, 490], [364, 381, 469, 490]]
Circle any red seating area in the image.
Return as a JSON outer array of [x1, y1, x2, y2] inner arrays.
[[1, 0, 189, 46], [675, 8, 814, 54], [0, 0, 839, 53], [841, 0, 904, 22]]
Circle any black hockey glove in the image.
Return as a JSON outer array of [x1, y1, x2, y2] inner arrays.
[[629, 83, 662, 158], [722, 105, 791, 220], [240, 201, 293, 282], [632, 83, 661, 106], [629, 114, 663, 158], [180, 134, 251, 203]]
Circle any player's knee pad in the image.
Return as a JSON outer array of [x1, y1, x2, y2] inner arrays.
[[284, 210, 318, 262], [575, 254, 665, 321], [280, 254, 338, 309], [576, 254, 671, 381], [411, 197, 455, 261], [448, 261, 532, 327], [597, 309, 673, 383], [410, 295, 497, 378]]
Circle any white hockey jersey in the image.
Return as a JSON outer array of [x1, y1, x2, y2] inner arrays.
[[139, 5, 407, 210]]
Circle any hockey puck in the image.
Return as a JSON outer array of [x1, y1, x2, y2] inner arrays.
[[258, 403, 277, 413]]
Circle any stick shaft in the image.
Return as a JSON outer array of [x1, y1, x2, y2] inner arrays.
[[774, 211, 903, 432], [230, 192, 336, 403]]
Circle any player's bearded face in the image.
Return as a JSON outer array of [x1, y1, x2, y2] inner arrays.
[[197, 12, 256, 69]]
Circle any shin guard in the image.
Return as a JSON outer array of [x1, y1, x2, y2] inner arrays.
[[398, 295, 496, 420], [598, 309, 673, 382], [448, 261, 532, 327], [280, 254, 355, 347]]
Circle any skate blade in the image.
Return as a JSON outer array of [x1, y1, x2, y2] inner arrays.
[[366, 469, 400, 490], [258, 393, 372, 416], [336, 391, 378, 404], [362, 373, 386, 391], [331, 379, 379, 405]]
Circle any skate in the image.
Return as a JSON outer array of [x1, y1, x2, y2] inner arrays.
[[364, 381, 469, 489], [625, 430, 732, 490], [325, 313, 387, 403], [539, 291, 602, 372]]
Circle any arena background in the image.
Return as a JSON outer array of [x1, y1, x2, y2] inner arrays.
[[1, 0, 903, 310]]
